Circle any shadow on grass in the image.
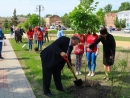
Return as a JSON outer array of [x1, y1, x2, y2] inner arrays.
[[118, 49, 130, 53], [4, 57, 30, 60]]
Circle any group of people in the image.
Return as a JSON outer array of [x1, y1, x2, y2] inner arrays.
[[40, 27, 116, 97]]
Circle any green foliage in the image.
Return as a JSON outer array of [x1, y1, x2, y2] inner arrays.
[[45, 14, 52, 17], [69, 0, 100, 34], [118, 2, 130, 11], [104, 4, 112, 13], [23, 20, 29, 30], [114, 17, 126, 28], [61, 13, 71, 27], [2, 19, 9, 29], [41, 18, 46, 26], [11, 9, 19, 26], [28, 14, 39, 27], [96, 8, 105, 26], [17, 24, 23, 28]]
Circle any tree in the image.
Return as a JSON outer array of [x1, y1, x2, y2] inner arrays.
[[28, 14, 39, 27], [2, 19, 9, 29], [96, 8, 105, 26], [114, 17, 126, 28], [26, 13, 31, 18], [69, 0, 100, 34], [11, 9, 19, 26], [61, 13, 70, 27], [118, 2, 130, 11], [45, 14, 52, 18], [104, 4, 112, 13], [23, 20, 29, 30], [41, 18, 46, 26]]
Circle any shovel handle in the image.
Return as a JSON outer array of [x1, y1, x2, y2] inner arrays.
[[63, 56, 78, 80]]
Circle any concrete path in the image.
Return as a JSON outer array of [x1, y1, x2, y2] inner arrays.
[[0, 38, 36, 98]]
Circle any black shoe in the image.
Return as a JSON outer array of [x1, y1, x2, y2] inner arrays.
[[58, 88, 67, 92], [45, 93, 55, 97], [0, 57, 4, 59]]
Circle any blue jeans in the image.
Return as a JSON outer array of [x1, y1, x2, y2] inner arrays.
[[10, 31, 13, 36], [86, 52, 97, 72], [0, 42, 2, 58], [37, 40, 42, 50], [28, 40, 32, 50]]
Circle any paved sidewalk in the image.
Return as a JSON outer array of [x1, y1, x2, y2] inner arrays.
[[0, 39, 36, 98]]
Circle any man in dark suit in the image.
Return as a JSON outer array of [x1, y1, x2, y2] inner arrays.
[[40, 36, 80, 97]]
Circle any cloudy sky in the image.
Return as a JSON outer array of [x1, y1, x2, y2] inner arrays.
[[0, 0, 128, 17]]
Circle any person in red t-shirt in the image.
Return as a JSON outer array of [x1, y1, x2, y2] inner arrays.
[[37, 28, 43, 51], [44, 25, 49, 42], [26, 26, 34, 51], [34, 26, 38, 44], [73, 33, 85, 75], [85, 32, 99, 76]]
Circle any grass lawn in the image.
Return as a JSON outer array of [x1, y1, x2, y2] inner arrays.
[[9, 38, 130, 98]]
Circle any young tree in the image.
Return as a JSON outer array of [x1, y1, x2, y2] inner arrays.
[[3, 19, 9, 29], [104, 4, 112, 13], [69, 0, 100, 34], [96, 8, 105, 26], [61, 13, 70, 27], [28, 14, 39, 27], [11, 9, 19, 26], [114, 17, 126, 28]]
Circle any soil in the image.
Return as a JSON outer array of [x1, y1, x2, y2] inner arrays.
[[67, 80, 111, 98]]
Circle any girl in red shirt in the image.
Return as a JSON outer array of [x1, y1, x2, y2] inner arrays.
[[73, 33, 85, 75], [37, 28, 43, 51], [26, 27, 34, 51], [85, 32, 99, 76]]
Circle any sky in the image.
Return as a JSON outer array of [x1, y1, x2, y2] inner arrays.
[[0, 0, 129, 17]]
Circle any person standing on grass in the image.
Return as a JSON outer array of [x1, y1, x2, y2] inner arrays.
[[0, 23, 5, 60], [86, 27, 116, 80], [37, 28, 43, 51], [44, 25, 49, 42], [73, 33, 85, 75], [26, 26, 34, 51], [85, 32, 99, 77], [57, 25, 64, 39]]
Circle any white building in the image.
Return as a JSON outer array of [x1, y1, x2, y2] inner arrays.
[[117, 10, 130, 27]]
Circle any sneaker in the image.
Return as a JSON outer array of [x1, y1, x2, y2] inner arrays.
[[76, 72, 78, 75], [91, 73, 95, 76], [87, 73, 91, 76], [78, 71, 82, 75]]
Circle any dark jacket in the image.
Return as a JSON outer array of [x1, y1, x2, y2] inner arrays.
[[40, 36, 73, 69], [89, 33, 116, 56], [0, 28, 4, 40]]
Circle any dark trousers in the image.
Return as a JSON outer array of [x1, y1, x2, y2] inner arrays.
[[41, 60, 65, 94], [0, 42, 2, 58], [44, 33, 49, 42]]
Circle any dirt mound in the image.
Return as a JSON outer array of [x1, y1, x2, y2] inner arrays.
[[67, 80, 110, 98]]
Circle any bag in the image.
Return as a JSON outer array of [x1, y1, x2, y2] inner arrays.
[[74, 45, 84, 54]]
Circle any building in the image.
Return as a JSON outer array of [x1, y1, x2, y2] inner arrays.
[[44, 15, 61, 27], [104, 13, 117, 28], [116, 10, 130, 27]]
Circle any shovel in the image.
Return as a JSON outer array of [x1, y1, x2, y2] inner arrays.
[[63, 56, 83, 86]]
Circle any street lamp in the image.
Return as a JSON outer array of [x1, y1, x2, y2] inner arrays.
[[36, 5, 44, 26]]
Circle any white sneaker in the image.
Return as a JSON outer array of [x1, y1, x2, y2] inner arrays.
[[87, 73, 91, 76], [76, 72, 78, 75], [91, 73, 95, 77], [78, 71, 82, 75]]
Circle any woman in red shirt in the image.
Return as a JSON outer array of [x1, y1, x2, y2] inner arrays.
[[73, 33, 85, 75], [44, 25, 49, 42], [26, 27, 34, 51], [37, 28, 43, 51], [85, 32, 99, 76]]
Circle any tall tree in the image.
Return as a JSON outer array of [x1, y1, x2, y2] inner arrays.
[[11, 9, 19, 26], [61, 13, 70, 27], [45, 14, 52, 18], [104, 4, 112, 13], [96, 8, 105, 26], [69, 0, 100, 34], [118, 2, 130, 11], [114, 17, 126, 28]]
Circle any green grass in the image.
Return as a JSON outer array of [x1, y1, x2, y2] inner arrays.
[[9, 38, 130, 98], [114, 36, 130, 41], [3, 29, 10, 34]]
